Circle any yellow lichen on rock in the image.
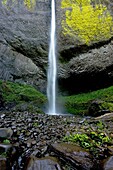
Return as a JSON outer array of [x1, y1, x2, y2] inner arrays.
[[2, 0, 7, 6], [24, 0, 36, 10], [61, 0, 113, 44], [2, 0, 36, 11]]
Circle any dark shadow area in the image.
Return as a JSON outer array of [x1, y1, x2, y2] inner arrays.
[[58, 65, 113, 95]]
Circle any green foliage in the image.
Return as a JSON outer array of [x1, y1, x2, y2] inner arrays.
[[0, 152, 7, 158], [0, 80, 46, 107], [64, 133, 91, 148], [61, 0, 113, 44], [64, 86, 113, 115], [63, 131, 111, 150], [3, 139, 10, 144], [33, 122, 38, 127], [63, 120, 111, 157]]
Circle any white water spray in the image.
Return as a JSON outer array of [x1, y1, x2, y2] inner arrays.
[[47, 0, 57, 114]]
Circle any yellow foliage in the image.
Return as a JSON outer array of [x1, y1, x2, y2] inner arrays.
[[24, 0, 36, 10], [2, 0, 36, 10], [2, 0, 7, 6], [61, 0, 113, 44]]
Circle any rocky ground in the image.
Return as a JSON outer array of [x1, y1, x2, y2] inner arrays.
[[1, 111, 113, 170]]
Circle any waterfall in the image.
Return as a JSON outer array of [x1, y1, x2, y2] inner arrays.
[[47, 0, 57, 114]]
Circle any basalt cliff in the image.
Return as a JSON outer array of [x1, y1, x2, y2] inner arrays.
[[0, 0, 113, 94]]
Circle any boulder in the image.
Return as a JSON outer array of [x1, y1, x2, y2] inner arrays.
[[102, 156, 113, 170], [0, 128, 13, 138], [49, 143, 94, 170], [24, 156, 61, 170], [0, 157, 7, 170], [0, 143, 12, 152], [88, 100, 110, 117]]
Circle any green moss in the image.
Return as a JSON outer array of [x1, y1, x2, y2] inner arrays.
[[61, 0, 113, 44], [0, 80, 46, 110], [64, 86, 113, 115]]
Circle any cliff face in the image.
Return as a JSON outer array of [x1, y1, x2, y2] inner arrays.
[[0, 0, 50, 92], [0, 0, 113, 94]]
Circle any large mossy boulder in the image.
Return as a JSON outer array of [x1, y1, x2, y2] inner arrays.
[[0, 80, 46, 113]]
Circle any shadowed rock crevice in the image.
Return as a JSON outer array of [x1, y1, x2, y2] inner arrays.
[[58, 40, 113, 95], [59, 37, 113, 63], [58, 67, 113, 95]]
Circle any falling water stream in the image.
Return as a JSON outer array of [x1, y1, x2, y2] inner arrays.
[[47, 0, 57, 115]]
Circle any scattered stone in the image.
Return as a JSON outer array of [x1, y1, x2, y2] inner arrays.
[[0, 157, 7, 170], [24, 156, 61, 170], [110, 132, 113, 137], [0, 143, 12, 152], [0, 114, 5, 119], [0, 111, 113, 170], [49, 143, 94, 170], [31, 140, 36, 145], [0, 128, 13, 138]]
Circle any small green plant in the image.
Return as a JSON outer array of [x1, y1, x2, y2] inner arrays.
[[96, 121, 104, 130], [33, 122, 38, 127], [3, 139, 10, 144], [63, 131, 111, 151], [0, 152, 7, 158], [90, 131, 111, 149], [63, 133, 92, 149]]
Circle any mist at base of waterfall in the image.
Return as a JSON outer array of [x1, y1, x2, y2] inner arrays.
[[45, 100, 70, 116]]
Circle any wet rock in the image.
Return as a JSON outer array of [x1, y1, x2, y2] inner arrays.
[[24, 156, 61, 170], [0, 144, 17, 170], [88, 100, 110, 117], [0, 143, 12, 152], [0, 157, 7, 170], [102, 156, 113, 170], [0, 114, 5, 119], [95, 112, 113, 120], [0, 92, 5, 110], [0, 128, 13, 138], [49, 143, 94, 170], [107, 146, 113, 155], [59, 42, 113, 94]]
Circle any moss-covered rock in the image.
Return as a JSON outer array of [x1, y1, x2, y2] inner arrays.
[[88, 100, 113, 117], [0, 80, 46, 113], [64, 85, 113, 116]]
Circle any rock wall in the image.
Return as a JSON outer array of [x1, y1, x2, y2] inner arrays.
[[58, 0, 113, 94], [0, 0, 113, 94], [0, 0, 50, 92]]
